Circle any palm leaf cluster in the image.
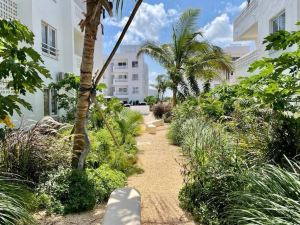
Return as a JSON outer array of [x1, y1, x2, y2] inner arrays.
[[138, 9, 232, 106], [0, 176, 35, 225]]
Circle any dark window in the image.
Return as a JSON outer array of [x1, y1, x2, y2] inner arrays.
[[132, 61, 138, 68]]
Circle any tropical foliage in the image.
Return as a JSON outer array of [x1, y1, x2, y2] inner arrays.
[[0, 20, 49, 127], [138, 9, 232, 106], [170, 23, 300, 225]]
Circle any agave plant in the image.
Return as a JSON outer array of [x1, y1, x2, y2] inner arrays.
[[0, 175, 35, 225]]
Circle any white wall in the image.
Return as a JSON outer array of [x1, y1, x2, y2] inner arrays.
[[233, 0, 300, 80], [5, 0, 103, 125]]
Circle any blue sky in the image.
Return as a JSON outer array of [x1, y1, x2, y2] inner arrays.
[[102, 0, 247, 85]]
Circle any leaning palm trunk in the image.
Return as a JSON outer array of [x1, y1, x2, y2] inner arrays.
[[72, 0, 102, 169]]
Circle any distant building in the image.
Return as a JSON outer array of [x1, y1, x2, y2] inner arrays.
[[233, 0, 300, 80], [103, 45, 149, 103], [0, 0, 103, 124], [198, 45, 250, 90]]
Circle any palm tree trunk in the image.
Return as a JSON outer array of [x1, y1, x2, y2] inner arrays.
[[72, 0, 102, 169], [172, 88, 177, 107]]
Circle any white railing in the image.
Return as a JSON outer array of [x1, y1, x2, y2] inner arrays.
[[114, 92, 128, 96], [41, 43, 59, 58], [234, 0, 258, 27], [113, 66, 128, 70], [114, 79, 128, 83], [234, 49, 260, 69]]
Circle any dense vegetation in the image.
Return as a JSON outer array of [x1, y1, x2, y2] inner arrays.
[[168, 25, 300, 225], [0, 19, 143, 223]]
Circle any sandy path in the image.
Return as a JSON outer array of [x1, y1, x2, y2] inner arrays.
[[128, 115, 196, 225]]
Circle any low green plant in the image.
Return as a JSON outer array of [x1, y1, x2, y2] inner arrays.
[[144, 96, 157, 107], [227, 159, 300, 225], [37, 168, 96, 214], [88, 164, 126, 202]]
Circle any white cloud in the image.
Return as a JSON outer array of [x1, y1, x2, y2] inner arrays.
[[224, 1, 247, 15], [104, 2, 179, 44], [201, 1, 251, 47], [202, 13, 233, 47]]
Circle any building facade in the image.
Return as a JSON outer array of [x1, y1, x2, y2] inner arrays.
[[233, 0, 300, 80], [0, 0, 103, 124], [197, 45, 250, 90], [103, 45, 149, 103]]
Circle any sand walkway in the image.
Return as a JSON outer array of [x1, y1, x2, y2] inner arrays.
[[127, 115, 195, 225]]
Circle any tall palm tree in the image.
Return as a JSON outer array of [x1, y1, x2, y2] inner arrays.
[[138, 9, 232, 106], [72, 0, 124, 169]]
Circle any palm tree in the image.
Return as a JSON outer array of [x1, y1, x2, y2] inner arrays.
[[72, 0, 124, 169], [138, 9, 232, 106], [151, 74, 169, 101]]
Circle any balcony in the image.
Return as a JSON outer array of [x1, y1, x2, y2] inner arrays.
[[113, 79, 128, 85], [233, 0, 258, 41], [233, 49, 261, 81], [114, 92, 129, 98], [113, 66, 128, 72]]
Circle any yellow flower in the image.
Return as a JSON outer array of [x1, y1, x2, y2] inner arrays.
[[0, 115, 15, 128]]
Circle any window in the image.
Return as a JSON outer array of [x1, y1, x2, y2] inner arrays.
[[118, 74, 127, 80], [117, 62, 127, 67], [132, 61, 138, 68], [42, 22, 58, 57], [132, 74, 139, 81], [51, 89, 58, 115], [118, 88, 128, 93], [271, 12, 285, 33], [44, 88, 58, 116], [132, 87, 139, 94]]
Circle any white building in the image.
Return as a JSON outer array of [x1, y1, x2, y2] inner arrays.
[[197, 45, 250, 90], [103, 45, 149, 103], [233, 0, 300, 80], [0, 0, 103, 124]]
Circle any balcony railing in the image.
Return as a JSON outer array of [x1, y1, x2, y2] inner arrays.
[[42, 43, 59, 58], [113, 66, 128, 70], [114, 79, 128, 83], [114, 92, 128, 96], [234, 0, 258, 27], [234, 49, 260, 70]]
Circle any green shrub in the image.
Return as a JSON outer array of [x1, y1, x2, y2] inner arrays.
[[178, 118, 247, 224], [167, 100, 200, 145], [267, 113, 300, 164], [227, 160, 300, 225], [87, 164, 126, 202], [37, 168, 96, 214]]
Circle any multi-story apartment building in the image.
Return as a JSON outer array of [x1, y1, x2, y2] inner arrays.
[[103, 45, 149, 103], [233, 0, 300, 80], [0, 0, 103, 124]]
